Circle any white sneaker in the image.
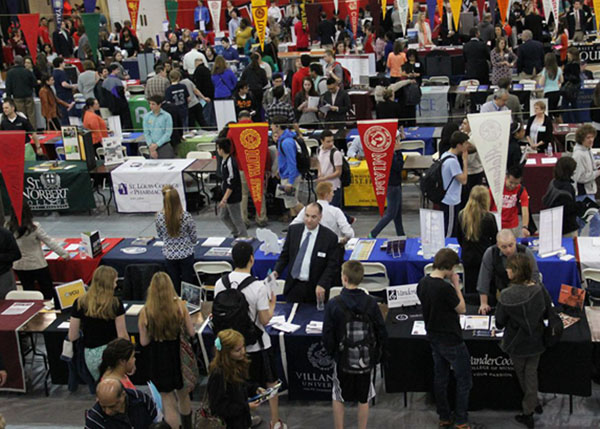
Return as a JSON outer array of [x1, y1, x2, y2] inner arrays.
[[251, 415, 262, 427], [271, 420, 288, 429]]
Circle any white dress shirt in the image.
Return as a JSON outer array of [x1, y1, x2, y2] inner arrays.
[[479, 100, 509, 114], [298, 225, 319, 281], [183, 49, 208, 75], [291, 201, 354, 240]]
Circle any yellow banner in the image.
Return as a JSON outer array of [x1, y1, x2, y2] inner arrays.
[[382, 0, 387, 19], [595, 0, 600, 33], [252, 0, 268, 51], [449, 0, 461, 32], [408, 0, 414, 21]]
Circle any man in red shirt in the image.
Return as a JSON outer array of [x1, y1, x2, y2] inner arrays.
[[489, 166, 532, 237], [38, 17, 52, 47], [291, 54, 311, 100], [364, 23, 374, 54], [294, 20, 310, 51]]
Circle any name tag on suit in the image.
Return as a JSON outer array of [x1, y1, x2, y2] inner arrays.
[[317, 252, 326, 258]]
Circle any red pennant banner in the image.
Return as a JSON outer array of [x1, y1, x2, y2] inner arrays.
[[357, 119, 398, 216], [18, 14, 40, 64], [228, 123, 268, 217], [126, 0, 140, 36], [347, 0, 359, 39], [0, 132, 26, 224], [497, 0, 509, 25]]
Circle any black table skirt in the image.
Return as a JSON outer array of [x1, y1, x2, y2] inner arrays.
[[383, 306, 592, 410]]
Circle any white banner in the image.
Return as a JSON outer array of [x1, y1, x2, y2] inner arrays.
[[397, 0, 409, 35], [550, 0, 559, 24], [542, 0, 552, 22], [420, 208, 445, 259], [539, 206, 563, 256], [334, 0, 338, 14], [208, 0, 222, 32], [111, 159, 193, 213], [467, 110, 511, 223]]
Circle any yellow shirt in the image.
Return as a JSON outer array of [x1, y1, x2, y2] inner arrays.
[[235, 27, 253, 48]]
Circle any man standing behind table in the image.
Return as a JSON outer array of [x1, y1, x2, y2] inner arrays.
[[477, 229, 540, 314], [517, 30, 544, 80], [0, 225, 21, 299], [572, 124, 600, 237], [463, 27, 490, 85], [417, 248, 472, 429], [142, 95, 174, 159], [5, 55, 37, 128], [1, 99, 43, 161], [480, 89, 510, 113], [194, 0, 211, 30], [273, 203, 339, 303], [221, 37, 240, 61]]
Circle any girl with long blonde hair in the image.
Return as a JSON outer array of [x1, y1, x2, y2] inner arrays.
[[207, 329, 263, 428], [457, 185, 498, 294], [155, 185, 197, 294], [68, 266, 128, 381], [139, 272, 197, 429]]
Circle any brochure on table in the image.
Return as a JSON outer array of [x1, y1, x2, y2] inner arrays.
[[387, 284, 420, 308], [420, 209, 445, 259], [111, 159, 193, 213], [61, 126, 81, 160], [102, 137, 125, 166], [539, 206, 563, 257], [81, 230, 102, 257]]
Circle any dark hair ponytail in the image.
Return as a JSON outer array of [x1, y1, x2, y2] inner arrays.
[[98, 338, 135, 378]]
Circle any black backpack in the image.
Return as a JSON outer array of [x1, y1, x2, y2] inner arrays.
[[404, 83, 422, 106], [329, 148, 352, 187], [294, 136, 311, 175], [419, 155, 455, 204], [336, 297, 378, 374], [212, 274, 263, 347]]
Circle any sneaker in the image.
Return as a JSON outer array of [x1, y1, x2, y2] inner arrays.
[[514, 413, 534, 429], [534, 405, 543, 415], [270, 419, 287, 429], [439, 419, 453, 428], [251, 415, 262, 427]]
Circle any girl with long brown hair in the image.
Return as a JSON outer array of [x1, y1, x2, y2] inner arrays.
[[212, 55, 238, 99], [68, 266, 128, 381], [457, 185, 498, 294], [155, 185, 197, 294], [139, 272, 197, 429], [207, 329, 264, 429]]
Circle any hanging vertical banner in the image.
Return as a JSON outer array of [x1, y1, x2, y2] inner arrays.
[[126, 0, 140, 34], [357, 119, 399, 216], [397, 0, 409, 35], [449, 0, 462, 30], [252, 0, 268, 50], [477, 0, 485, 20], [467, 111, 511, 223], [551, 0, 560, 26], [437, 0, 444, 29], [427, 0, 437, 31], [17, 14, 39, 63], [595, 0, 600, 31], [208, 0, 222, 32], [497, 0, 509, 25], [382, 0, 388, 19], [53, 0, 64, 27], [228, 123, 268, 216], [81, 13, 100, 60], [166, 1, 179, 30], [347, 0, 359, 39], [408, 0, 414, 21], [83, 0, 97, 13], [489, 0, 497, 23], [0, 132, 26, 225], [542, 0, 552, 22], [301, 0, 308, 30], [334, 0, 339, 14]]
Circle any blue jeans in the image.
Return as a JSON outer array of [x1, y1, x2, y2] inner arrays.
[[370, 185, 404, 237], [429, 339, 472, 425], [576, 194, 600, 236]]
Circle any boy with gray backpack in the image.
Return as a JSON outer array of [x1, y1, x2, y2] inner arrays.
[[322, 261, 387, 429]]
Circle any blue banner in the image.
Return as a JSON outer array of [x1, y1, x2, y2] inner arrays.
[[53, 0, 64, 27]]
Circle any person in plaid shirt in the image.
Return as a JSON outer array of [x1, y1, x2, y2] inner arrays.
[[144, 65, 170, 99], [265, 86, 296, 125]]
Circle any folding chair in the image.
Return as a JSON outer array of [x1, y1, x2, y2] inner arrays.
[[193, 261, 233, 301]]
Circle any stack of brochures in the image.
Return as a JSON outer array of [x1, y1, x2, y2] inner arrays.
[[306, 321, 323, 334]]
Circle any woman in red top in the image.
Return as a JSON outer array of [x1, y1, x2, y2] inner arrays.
[[82, 98, 108, 147], [554, 19, 569, 64], [364, 23, 375, 54]]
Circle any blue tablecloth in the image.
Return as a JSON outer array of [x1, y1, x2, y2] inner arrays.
[[345, 127, 436, 154]]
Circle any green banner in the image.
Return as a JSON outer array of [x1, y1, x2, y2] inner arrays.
[[166, 1, 179, 31], [1, 161, 96, 212], [81, 13, 101, 61]]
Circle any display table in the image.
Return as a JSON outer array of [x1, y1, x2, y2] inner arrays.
[[384, 305, 592, 410], [575, 237, 600, 272], [179, 133, 219, 157], [522, 153, 563, 213], [46, 238, 123, 284], [0, 161, 96, 213], [345, 127, 437, 155], [418, 86, 450, 124]]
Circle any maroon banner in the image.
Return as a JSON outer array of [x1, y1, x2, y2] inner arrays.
[[0, 132, 26, 224], [357, 119, 398, 216], [227, 123, 269, 216], [126, 0, 140, 36], [17, 14, 39, 64], [347, 0, 359, 39]]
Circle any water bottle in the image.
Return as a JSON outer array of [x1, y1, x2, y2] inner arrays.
[[547, 144, 553, 157], [79, 244, 88, 259]]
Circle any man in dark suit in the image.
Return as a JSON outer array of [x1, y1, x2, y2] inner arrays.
[[273, 203, 339, 303], [463, 28, 490, 84], [516, 30, 544, 79], [52, 21, 74, 58], [319, 77, 351, 127], [317, 12, 336, 47], [523, 8, 544, 42], [567, 0, 589, 41]]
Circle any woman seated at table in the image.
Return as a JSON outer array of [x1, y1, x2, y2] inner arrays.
[[99, 338, 137, 390], [7, 202, 70, 300], [526, 101, 553, 153], [68, 266, 128, 381], [495, 253, 554, 427], [542, 157, 581, 237], [82, 98, 109, 151], [155, 185, 197, 295], [457, 186, 498, 295], [414, 13, 433, 48]]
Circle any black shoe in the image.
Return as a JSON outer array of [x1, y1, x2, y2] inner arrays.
[[515, 413, 534, 429], [534, 405, 543, 415]]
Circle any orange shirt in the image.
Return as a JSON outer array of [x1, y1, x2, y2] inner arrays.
[[387, 52, 407, 78], [83, 111, 108, 145]]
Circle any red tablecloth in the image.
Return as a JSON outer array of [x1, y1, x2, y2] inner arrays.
[[64, 58, 83, 72], [523, 153, 563, 213], [46, 238, 123, 284], [0, 300, 45, 392]]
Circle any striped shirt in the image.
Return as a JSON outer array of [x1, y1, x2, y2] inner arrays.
[[85, 388, 157, 429]]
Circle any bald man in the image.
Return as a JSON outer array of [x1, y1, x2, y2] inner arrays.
[[85, 378, 158, 429], [477, 229, 540, 314]]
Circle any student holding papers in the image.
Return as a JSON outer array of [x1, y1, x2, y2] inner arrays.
[[495, 253, 554, 428], [416, 249, 472, 429]]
